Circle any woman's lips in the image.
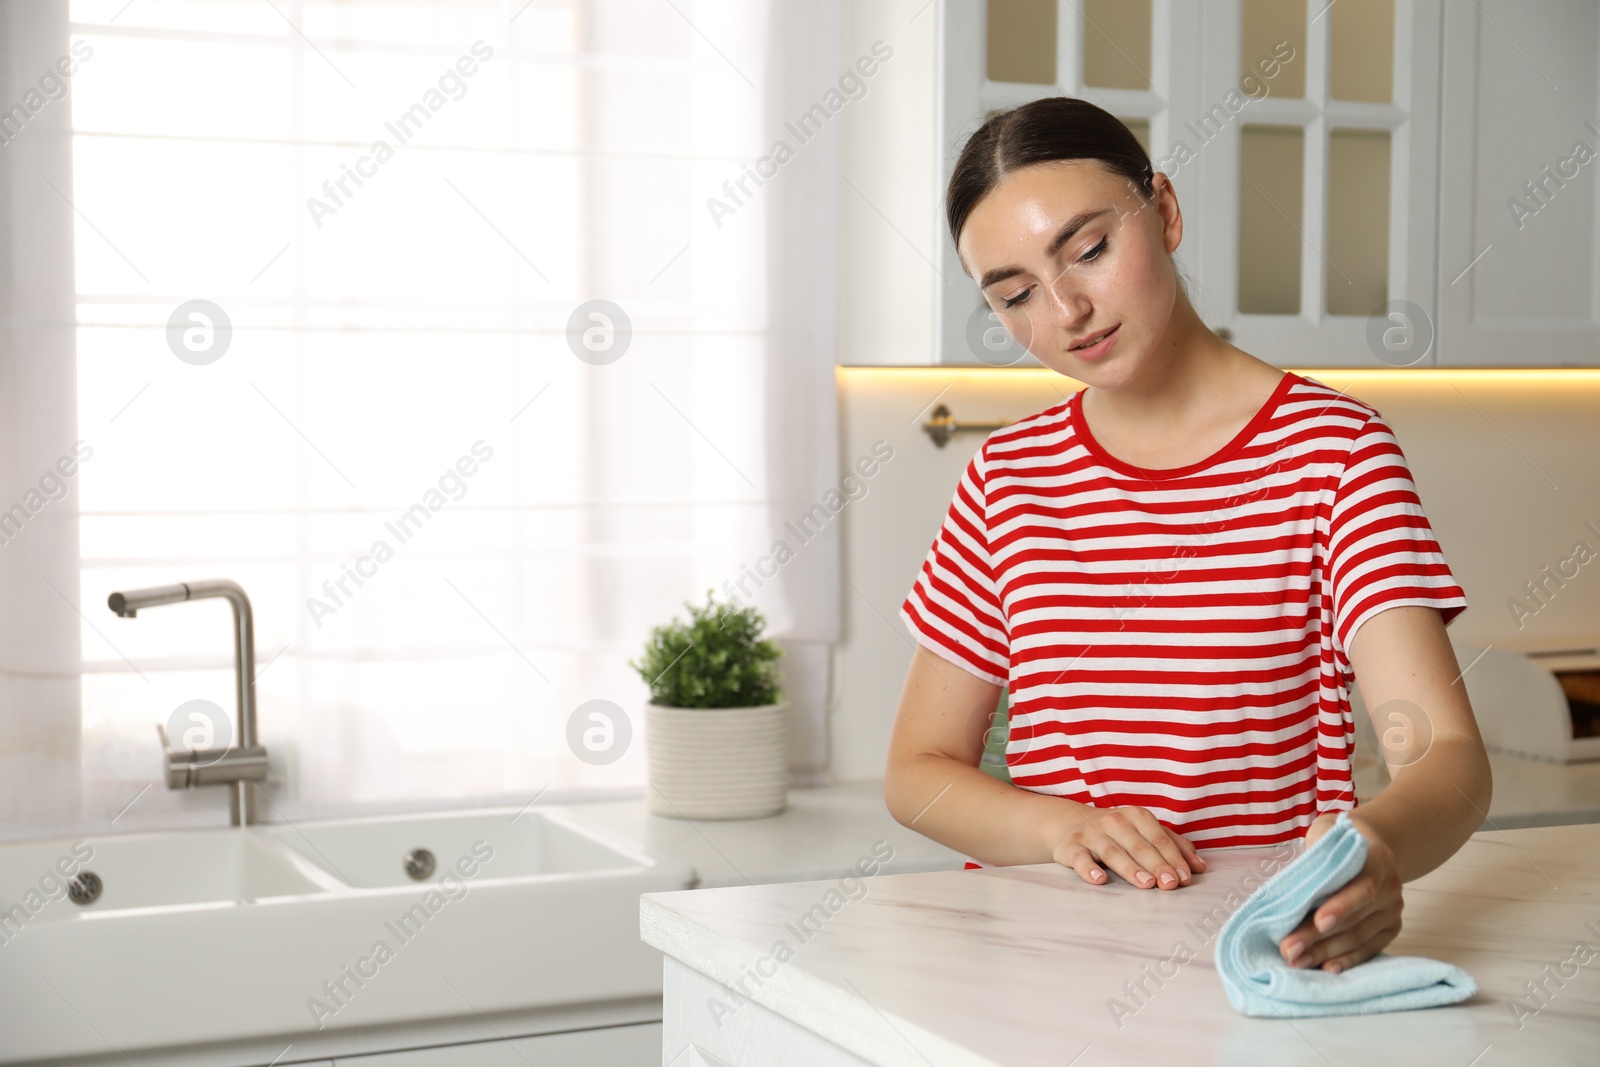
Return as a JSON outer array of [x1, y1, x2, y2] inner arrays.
[[1069, 323, 1120, 361]]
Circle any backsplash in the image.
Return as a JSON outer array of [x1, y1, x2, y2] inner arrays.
[[830, 368, 1600, 781]]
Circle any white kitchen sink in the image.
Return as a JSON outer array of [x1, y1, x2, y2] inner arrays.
[[261, 807, 648, 888], [0, 827, 342, 919], [0, 805, 694, 1065]]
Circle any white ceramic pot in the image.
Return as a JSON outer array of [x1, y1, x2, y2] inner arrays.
[[644, 700, 789, 820]]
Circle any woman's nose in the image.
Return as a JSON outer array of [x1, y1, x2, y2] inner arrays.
[[1043, 275, 1091, 329]]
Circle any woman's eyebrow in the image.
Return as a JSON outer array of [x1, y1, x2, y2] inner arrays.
[[976, 207, 1113, 290]]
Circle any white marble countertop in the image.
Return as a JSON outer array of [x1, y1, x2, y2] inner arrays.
[[556, 744, 1600, 893], [642, 822, 1600, 1066], [1471, 751, 1600, 827], [1356, 746, 1600, 828], [559, 779, 965, 888]]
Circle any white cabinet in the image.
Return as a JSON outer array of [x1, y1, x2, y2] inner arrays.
[[331, 1022, 661, 1067], [1435, 0, 1600, 366], [934, 0, 1444, 368], [934, 1, 1204, 367], [917, 0, 1600, 369], [1192, 0, 1443, 368]]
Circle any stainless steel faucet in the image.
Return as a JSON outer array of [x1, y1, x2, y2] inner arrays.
[[108, 580, 267, 826]]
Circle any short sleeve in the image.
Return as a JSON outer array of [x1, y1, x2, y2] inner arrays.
[[1328, 413, 1467, 655], [899, 446, 1009, 685]]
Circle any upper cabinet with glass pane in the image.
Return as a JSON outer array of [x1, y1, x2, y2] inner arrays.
[[841, 0, 1600, 367], [929, 0, 1199, 367], [938, 0, 1439, 368], [1188, 0, 1441, 367]]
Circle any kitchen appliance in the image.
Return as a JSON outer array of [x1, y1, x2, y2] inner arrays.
[[1450, 640, 1600, 763]]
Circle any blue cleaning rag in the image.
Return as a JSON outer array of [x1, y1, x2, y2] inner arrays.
[[1215, 810, 1477, 1017]]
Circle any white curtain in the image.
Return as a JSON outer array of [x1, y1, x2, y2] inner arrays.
[[0, 0, 841, 835], [0, 1, 84, 828]]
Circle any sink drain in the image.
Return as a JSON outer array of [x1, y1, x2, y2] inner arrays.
[[403, 848, 436, 881], [67, 871, 103, 906]]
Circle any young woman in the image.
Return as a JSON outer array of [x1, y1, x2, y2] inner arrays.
[[885, 98, 1492, 977]]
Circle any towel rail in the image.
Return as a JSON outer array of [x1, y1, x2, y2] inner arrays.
[[920, 404, 1014, 448]]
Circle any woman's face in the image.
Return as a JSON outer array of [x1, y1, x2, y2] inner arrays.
[[956, 160, 1182, 389]]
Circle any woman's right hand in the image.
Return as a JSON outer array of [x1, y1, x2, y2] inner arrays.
[[1048, 802, 1208, 890]]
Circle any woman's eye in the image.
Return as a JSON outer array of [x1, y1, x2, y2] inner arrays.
[[1002, 288, 1032, 309], [1081, 236, 1108, 262]]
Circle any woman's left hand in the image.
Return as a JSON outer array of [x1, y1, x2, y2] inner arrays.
[[1278, 812, 1404, 974]]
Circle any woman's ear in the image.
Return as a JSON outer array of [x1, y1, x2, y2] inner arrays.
[[1152, 173, 1184, 255]]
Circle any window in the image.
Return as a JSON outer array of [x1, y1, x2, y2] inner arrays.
[[46, 0, 839, 826]]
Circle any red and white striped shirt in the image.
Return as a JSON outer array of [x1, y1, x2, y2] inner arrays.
[[899, 373, 1466, 865]]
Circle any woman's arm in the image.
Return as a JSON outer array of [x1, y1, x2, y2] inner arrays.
[[1279, 604, 1493, 973], [1340, 603, 1494, 879], [883, 644, 1206, 889]]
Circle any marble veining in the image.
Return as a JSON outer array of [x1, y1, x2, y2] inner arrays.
[[642, 823, 1600, 1066]]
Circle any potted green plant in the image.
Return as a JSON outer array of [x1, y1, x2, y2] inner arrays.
[[629, 590, 789, 819]]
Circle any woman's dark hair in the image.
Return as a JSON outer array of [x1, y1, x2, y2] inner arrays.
[[946, 97, 1156, 248]]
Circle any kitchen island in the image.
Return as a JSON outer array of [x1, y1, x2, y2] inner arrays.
[[641, 822, 1600, 1066]]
